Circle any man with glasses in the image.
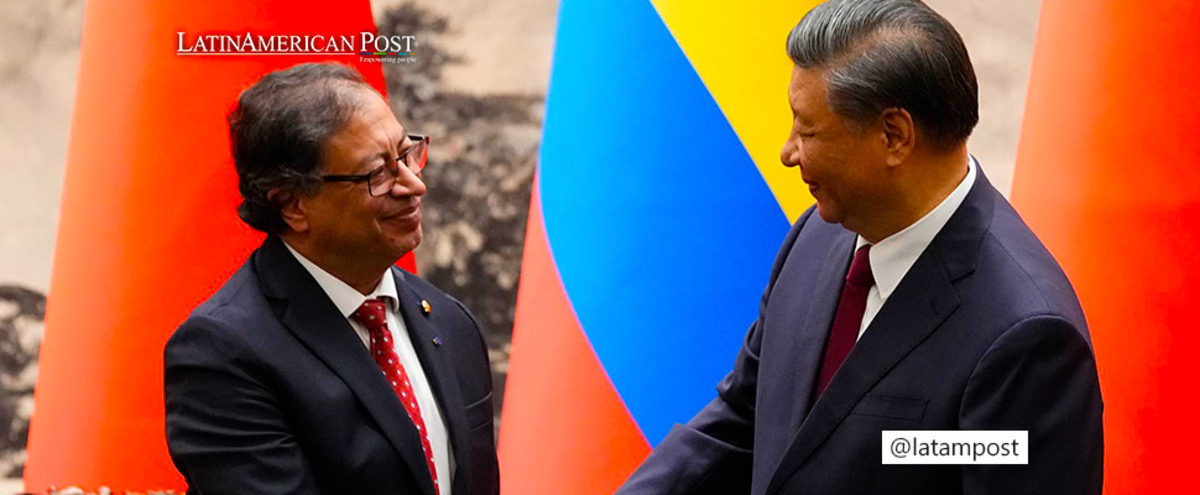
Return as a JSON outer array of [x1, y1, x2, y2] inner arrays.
[[165, 62, 499, 495]]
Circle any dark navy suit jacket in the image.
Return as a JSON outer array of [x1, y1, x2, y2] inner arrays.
[[165, 237, 500, 495], [619, 171, 1103, 494]]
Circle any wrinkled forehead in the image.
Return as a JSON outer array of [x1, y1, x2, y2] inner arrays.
[[788, 66, 829, 110], [319, 91, 408, 165]]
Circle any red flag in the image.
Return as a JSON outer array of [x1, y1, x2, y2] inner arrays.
[[24, 1, 402, 490], [1012, 0, 1200, 492]]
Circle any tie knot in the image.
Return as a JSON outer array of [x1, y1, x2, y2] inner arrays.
[[350, 298, 390, 333], [847, 245, 874, 288]]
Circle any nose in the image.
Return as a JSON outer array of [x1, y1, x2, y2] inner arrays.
[[781, 136, 801, 168], [389, 162, 427, 197]]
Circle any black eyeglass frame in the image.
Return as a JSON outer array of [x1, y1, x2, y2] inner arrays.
[[321, 134, 430, 197]]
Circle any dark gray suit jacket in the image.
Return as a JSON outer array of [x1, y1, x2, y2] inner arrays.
[[165, 237, 500, 495], [619, 171, 1103, 494]]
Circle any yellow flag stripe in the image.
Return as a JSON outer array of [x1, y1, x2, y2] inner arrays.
[[650, 0, 820, 222]]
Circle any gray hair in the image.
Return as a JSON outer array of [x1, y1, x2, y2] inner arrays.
[[786, 0, 977, 149], [228, 62, 381, 234]]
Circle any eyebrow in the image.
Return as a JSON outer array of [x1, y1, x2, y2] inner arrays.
[[397, 137, 418, 158], [793, 110, 815, 127], [356, 152, 388, 169]]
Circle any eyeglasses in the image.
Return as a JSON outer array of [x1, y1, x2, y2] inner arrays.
[[321, 134, 430, 197]]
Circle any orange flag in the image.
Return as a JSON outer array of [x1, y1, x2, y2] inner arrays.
[[24, 0, 399, 490], [1011, 0, 1200, 492]]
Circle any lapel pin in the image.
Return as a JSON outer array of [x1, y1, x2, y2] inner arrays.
[[432, 337, 442, 347], [420, 299, 432, 315]]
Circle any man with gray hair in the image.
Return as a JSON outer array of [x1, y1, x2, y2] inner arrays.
[[618, 1, 1102, 493]]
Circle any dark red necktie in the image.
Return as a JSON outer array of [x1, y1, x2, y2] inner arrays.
[[815, 244, 874, 397], [351, 298, 441, 495]]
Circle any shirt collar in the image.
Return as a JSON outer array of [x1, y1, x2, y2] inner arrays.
[[282, 242, 400, 317], [856, 154, 978, 301]]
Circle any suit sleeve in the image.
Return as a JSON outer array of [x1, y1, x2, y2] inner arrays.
[[618, 208, 815, 495], [164, 315, 320, 495], [959, 314, 1104, 494], [449, 297, 502, 495]]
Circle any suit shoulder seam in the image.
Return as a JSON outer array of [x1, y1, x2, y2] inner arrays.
[[982, 230, 1053, 315]]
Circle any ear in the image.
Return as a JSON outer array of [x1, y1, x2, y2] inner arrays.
[[879, 107, 915, 167], [269, 187, 310, 233]]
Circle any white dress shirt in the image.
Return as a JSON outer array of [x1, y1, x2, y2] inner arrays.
[[284, 243, 454, 495], [855, 155, 978, 340]]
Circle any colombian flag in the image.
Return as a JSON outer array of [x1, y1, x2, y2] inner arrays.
[[498, 1, 820, 493]]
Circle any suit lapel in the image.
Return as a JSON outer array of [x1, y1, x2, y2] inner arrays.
[[393, 268, 472, 493], [765, 168, 998, 494], [255, 238, 436, 495], [766, 246, 961, 494], [780, 229, 856, 437]]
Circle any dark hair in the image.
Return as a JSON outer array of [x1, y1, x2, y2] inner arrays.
[[228, 62, 379, 234], [786, 0, 978, 149]]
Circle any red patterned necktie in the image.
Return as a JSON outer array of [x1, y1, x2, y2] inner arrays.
[[815, 244, 874, 397], [351, 297, 441, 494]]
